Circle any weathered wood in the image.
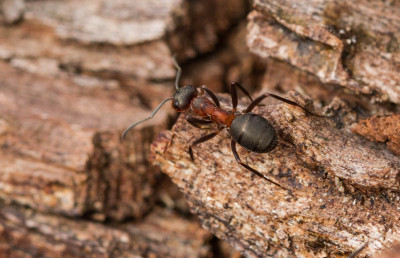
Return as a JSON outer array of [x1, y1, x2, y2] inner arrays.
[[0, 203, 212, 257], [151, 92, 400, 257], [1, 0, 25, 24], [0, 61, 170, 220], [352, 114, 400, 156], [0, 0, 249, 222], [179, 21, 266, 95], [0, 0, 248, 80], [376, 243, 400, 258], [247, 0, 400, 104], [168, 0, 249, 59]]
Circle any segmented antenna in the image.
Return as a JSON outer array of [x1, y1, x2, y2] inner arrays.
[[121, 56, 183, 141], [172, 54, 181, 89], [121, 97, 173, 141]]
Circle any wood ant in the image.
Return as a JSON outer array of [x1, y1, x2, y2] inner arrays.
[[122, 57, 320, 191]]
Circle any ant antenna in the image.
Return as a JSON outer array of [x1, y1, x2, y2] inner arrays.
[[121, 97, 173, 141], [122, 55, 182, 140], [172, 54, 181, 89]]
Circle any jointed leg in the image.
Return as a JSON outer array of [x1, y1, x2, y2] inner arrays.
[[231, 82, 254, 103], [348, 242, 369, 258], [246, 93, 321, 116], [231, 81, 238, 111], [186, 116, 213, 129], [230, 81, 255, 112], [230, 140, 290, 192], [201, 85, 220, 107], [189, 131, 220, 161]]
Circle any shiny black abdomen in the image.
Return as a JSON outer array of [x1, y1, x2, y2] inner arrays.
[[230, 112, 277, 153]]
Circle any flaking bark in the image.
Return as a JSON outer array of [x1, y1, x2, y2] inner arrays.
[[247, 0, 400, 104], [0, 203, 212, 257], [151, 92, 400, 257]]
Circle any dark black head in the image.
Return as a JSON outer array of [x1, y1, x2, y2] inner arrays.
[[172, 85, 198, 112]]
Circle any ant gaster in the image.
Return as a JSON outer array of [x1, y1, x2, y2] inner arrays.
[[122, 57, 320, 191]]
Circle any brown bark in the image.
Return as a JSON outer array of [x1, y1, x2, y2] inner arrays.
[[151, 1, 400, 256], [352, 115, 400, 156], [247, 0, 400, 104], [0, 203, 212, 257], [0, 0, 248, 221], [2, 0, 399, 256], [0, 60, 169, 220], [151, 92, 400, 257], [0, 0, 249, 256]]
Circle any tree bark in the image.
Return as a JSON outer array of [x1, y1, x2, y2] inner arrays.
[[0, 0, 248, 221], [247, 0, 400, 104], [0, 203, 212, 257], [151, 1, 400, 256], [2, 0, 399, 256], [151, 93, 400, 257], [0, 0, 248, 256]]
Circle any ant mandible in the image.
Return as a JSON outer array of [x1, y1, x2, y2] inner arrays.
[[122, 57, 320, 191]]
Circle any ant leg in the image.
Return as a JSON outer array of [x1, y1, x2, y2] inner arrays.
[[230, 139, 291, 192], [348, 242, 368, 258], [246, 93, 321, 116], [231, 82, 254, 102], [201, 86, 220, 107], [189, 131, 220, 161], [230, 81, 239, 111], [186, 116, 213, 129]]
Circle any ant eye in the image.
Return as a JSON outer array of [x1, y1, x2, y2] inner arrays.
[[173, 100, 180, 109]]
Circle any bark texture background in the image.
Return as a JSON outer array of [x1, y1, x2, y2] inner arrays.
[[1, 0, 400, 257], [0, 0, 250, 256], [152, 0, 400, 257]]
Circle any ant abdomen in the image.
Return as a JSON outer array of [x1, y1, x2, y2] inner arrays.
[[230, 112, 278, 153]]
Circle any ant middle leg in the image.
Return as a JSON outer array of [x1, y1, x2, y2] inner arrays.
[[201, 86, 220, 107], [245, 92, 321, 116], [230, 140, 291, 192], [231, 82, 254, 102], [189, 131, 220, 161], [230, 81, 254, 112]]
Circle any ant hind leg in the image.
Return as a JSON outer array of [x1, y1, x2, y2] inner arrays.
[[230, 139, 291, 193], [189, 131, 220, 161], [245, 92, 322, 117]]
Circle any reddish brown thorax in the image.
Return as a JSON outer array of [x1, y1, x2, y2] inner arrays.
[[191, 97, 235, 127]]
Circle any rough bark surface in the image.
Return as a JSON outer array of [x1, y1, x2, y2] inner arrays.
[[0, 0, 248, 221], [0, 0, 249, 256], [2, 0, 399, 256], [151, 93, 400, 257], [352, 115, 400, 157], [0, 59, 175, 220], [247, 0, 400, 104], [0, 203, 212, 257]]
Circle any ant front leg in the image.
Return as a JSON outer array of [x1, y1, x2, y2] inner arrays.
[[186, 116, 213, 129], [189, 131, 220, 161], [230, 140, 291, 192], [246, 92, 322, 116]]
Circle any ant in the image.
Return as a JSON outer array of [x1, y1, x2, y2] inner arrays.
[[122, 57, 320, 191]]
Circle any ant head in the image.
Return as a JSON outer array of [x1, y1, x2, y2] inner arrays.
[[172, 85, 198, 112]]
